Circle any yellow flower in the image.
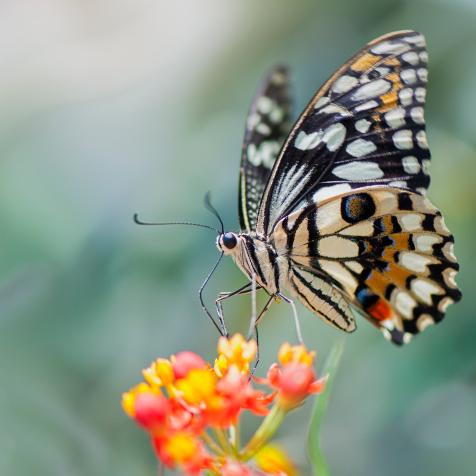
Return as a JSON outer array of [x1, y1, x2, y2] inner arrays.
[[143, 358, 174, 389], [175, 368, 220, 406], [162, 432, 198, 463], [278, 342, 315, 367], [215, 333, 257, 376], [256, 444, 297, 476]]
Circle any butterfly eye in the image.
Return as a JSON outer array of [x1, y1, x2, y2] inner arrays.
[[222, 233, 238, 249]]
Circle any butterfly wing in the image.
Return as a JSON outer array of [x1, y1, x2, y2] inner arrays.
[[239, 65, 292, 232], [256, 30, 431, 237], [272, 187, 461, 344]]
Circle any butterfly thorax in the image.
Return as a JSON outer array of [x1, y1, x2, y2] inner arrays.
[[217, 232, 285, 295]]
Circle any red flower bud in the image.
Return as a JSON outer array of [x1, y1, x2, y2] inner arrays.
[[172, 351, 206, 379], [134, 392, 169, 431]]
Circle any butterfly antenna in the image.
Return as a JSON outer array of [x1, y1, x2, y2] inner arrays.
[[198, 251, 227, 336], [203, 192, 224, 234], [133, 213, 218, 233]]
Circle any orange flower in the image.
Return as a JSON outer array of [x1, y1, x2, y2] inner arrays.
[[154, 431, 213, 475], [256, 444, 297, 476], [215, 333, 257, 376], [278, 342, 315, 367], [143, 358, 174, 389], [122, 333, 329, 474], [171, 351, 207, 378], [267, 362, 326, 410]]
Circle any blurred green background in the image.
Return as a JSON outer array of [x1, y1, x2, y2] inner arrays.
[[1, 1, 475, 475]]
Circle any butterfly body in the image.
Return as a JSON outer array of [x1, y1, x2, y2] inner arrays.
[[220, 30, 461, 345]]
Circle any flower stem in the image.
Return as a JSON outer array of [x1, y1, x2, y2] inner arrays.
[[202, 431, 224, 456], [240, 404, 287, 460], [214, 428, 234, 455]]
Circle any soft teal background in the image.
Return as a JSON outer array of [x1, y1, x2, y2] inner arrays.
[[1, 1, 475, 475]]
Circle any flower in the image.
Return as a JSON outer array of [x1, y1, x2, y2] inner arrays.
[[256, 444, 297, 476], [171, 351, 207, 379], [143, 358, 174, 388], [278, 342, 315, 367], [266, 343, 326, 410], [154, 431, 213, 475], [122, 334, 327, 475], [215, 333, 257, 377]]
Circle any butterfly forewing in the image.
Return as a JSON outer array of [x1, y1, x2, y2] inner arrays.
[[239, 66, 292, 232], [257, 30, 431, 237]]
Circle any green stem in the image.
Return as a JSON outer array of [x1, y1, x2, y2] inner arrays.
[[202, 431, 224, 456], [240, 404, 287, 460], [214, 428, 234, 455]]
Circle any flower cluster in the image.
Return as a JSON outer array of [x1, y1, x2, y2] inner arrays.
[[122, 334, 326, 475]]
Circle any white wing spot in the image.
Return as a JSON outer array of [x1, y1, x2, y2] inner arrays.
[[371, 40, 410, 55], [422, 159, 431, 174], [295, 130, 324, 150], [355, 100, 379, 112], [312, 183, 352, 202], [417, 314, 434, 332], [256, 96, 274, 114], [385, 107, 406, 128], [415, 234, 441, 253], [323, 123, 347, 151], [404, 34, 426, 47], [400, 213, 423, 231], [332, 75, 358, 93], [247, 141, 280, 168], [416, 130, 429, 149], [410, 107, 425, 125], [393, 130, 413, 150], [401, 69, 417, 85], [247, 113, 261, 130], [402, 51, 419, 65], [419, 51, 428, 63], [411, 279, 443, 305], [256, 123, 271, 135], [333, 161, 384, 180], [351, 79, 391, 101], [417, 68, 428, 82], [399, 252, 432, 273], [321, 104, 352, 117], [415, 87, 426, 103], [346, 138, 377, 157], [355, 119, 371, 133], [402, 156, 421, 174], [389, 180, 408, 188], [269, 107, 284, 124], [399, 88, 413, 106], [438, 297, 454, 313], [395, 291, 417, 319], [314, 96, 330, 109]]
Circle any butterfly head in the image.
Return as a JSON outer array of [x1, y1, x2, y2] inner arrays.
[[216, 232, 239, 255]]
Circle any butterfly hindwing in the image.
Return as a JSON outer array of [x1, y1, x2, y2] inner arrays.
[[271, 187, 461, 344], [257, 30, 431, 236], [239, 66, 292, 232]]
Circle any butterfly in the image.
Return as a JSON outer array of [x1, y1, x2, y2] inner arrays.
[[214, 30, 461, 345]]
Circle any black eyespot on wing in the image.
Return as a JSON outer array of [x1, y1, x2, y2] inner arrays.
[[341, 193, 376, 224]]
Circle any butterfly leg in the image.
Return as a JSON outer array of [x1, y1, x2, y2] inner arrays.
[[248, 295, 274, 375], [215, 282, 261, 336], [277, 292, 304, 344]]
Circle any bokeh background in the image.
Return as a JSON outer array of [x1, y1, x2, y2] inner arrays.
[[1, 1, 475, 475]]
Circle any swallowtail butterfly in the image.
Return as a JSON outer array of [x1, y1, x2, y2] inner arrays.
[[215, 30, 461, 345]]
